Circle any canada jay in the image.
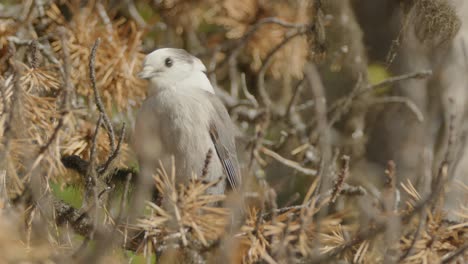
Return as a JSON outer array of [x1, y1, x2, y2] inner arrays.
[[134, 48, 241, 196]]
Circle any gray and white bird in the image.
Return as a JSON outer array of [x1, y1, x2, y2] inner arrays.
[[134, 48, 241, 196]]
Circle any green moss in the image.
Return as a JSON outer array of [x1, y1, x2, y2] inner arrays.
[[51, 182, 83, 208], [135, 1, 157, 22], [126, 251, 156, 263], [367, 63, 391, 95]]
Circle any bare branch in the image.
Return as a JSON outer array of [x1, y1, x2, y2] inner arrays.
[[284, 79, 305, 119], [84, 114, 103, 241], [441, 242, 468, 263], [100, 123, 127, 175], [370, 96, 424, 122], [359, 70, 433, 96], [89, 38, 116, 153], [330, 155, 350, 203], [259, 146, 317, 176], [7, 36, 61, 66], [257, 27, 312, 108], [241, 73, 258, 108]]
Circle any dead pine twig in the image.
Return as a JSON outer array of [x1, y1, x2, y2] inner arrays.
[[201, 149, 213, 178], [89, 38, 127, 176], [84, 114, 103, 241], [330, 155, 350, 203], [69, 112, 106, 259], [309, 140, 454, 264], [308, 191, 432, 264], [100, 123, 126, 175], [89, 38, 116, 153], [33, 115, 66, 164], [28, 40, 39, 69], [1, 43, 22, 159], [7, 36, 61, 66]]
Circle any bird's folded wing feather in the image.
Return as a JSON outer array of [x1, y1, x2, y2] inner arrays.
[[206, 92, 241, 191]]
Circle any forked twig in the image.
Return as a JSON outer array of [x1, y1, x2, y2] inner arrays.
[[100, 123, 126, 174], [89, 38, 116, 153]]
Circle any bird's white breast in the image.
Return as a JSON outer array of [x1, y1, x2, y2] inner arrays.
[[134, 87, 224, 192]]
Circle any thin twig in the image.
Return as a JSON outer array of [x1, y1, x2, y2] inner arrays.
[[36, 114, 66, 156], [359, 70, 433, 96], [264, 183, 366, 216], [89, 38, 116, 153], [201, 149, 213, 178], [127, 0, 147, 28], [7, 36, 61, 66], [259, 146, 317, 176], [398, 209, 427, 261], [31, 29, 73, 161], [307, 194, 431, 264], [228, 55, 239, 97], [241, 73, 258, 108], [84, 114, 103, 241], [441, 242, 468, 263], [103, 173, 133, 252], [59, 27, 72, 110], [2, 44, 21, 153], [212, 17, 311, 74], [330, 155, 350, 203], [304, 63, 331, 192], [284, 79, 305, 119], [96, 2, 113, 41], [370, 96, 424, 122], [100, 123, 126, 175], [311, 128, 454, 263], [257, 27, 311, 108], [382, 160, 401, 263], [308, 70, 432, 130], [304, 62, 332, 253], [28, 40, 39, 69]]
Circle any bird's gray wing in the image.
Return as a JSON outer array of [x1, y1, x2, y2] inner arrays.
[[205, 92, 241, 191]]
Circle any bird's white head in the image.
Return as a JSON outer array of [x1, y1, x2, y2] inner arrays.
[[138, 48, 214, 94]]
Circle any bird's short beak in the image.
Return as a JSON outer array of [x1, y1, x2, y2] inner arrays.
[[138, 66, 156, 79]]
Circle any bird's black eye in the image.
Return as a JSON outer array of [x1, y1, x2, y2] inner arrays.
[[165, 57, 173, 67]]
